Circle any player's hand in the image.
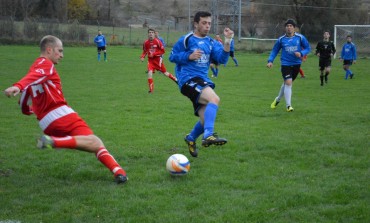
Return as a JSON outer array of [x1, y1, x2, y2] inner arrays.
[[223, 27, 234, 40], [294, 52, 302, 58], [189, 49, 203, 60], [317, 53, 320, 57], [353, 60, 356, 64], [4, 86, 20, 97], [140, 57, 144, 62], [266, 62, 273, 68]]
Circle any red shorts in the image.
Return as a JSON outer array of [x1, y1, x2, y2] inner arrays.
[[148, 57, 167, 73], [43, 113, 93, 137]]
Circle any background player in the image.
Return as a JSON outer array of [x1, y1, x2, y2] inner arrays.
[[169, 11, 234, 157], [267, 19, 311, 112], [210, 34, 223, 77], [340, 35, 357, 79], [315, 31, 336, 85], [3, 35, 128, 184], [140, 28, 177, 93], [94, 30, 107, 62]]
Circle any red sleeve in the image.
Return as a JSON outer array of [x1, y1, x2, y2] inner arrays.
[[140, 41, 148, 59], [14, 58, 54, 91]]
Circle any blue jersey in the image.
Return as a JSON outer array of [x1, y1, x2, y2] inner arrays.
[[341, 42, 357, 60], [169, 32, 229, 89], [94, 34, 106, 47], [158, 36, 165, 47], [268, 33, 311, 66], [230, 39, 235, 52]]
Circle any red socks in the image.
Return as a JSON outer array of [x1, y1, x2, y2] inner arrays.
[[148, 78, 154, 92], [51, 136, 77, 148], [96, 148, 127, 177]]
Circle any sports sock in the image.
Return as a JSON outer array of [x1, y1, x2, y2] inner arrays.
[[233, 58, 238, 65], [277, 83, 285, 101], [189, 121, 204, 141], [346, 70, 351, 79], [104, 52, 107, 61], [211, 67, 216, 75], [325, 72, 329, 82], [284, 84, 292, 107], [148, 78, 154, 92], [167, 73, 177, 82], [97, 53, 101, 61], [320, 75, 324, 85], [299, 68, 305, 77], [96, 147, 126, 177], [203, 103, 218, 139], [51, 136, 77, 149]]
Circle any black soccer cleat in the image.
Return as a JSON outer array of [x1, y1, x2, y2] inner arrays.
[[115, 174, 128, 184], [201, 133, 227, 147], [184, 134, 198, 157]]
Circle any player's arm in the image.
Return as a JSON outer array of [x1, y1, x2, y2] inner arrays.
[[140, 43, 148, 61], [299, 36, 311, 57], [169, 38, 192, 65], [223, 27, 234, 52], [267, 39, 281, 67], [315, 42, 321, 56]]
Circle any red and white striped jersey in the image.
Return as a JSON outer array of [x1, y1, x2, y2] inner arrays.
[[15, 57, 68, 121]]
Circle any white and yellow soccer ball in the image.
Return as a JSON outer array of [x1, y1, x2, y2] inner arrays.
[[166, 154, 190, 176]]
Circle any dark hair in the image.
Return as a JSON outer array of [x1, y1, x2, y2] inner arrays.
[[284, 19, 296, 27], [194, 11, 211, 23], [346, 34, 352, 38], [148, 28, 155, 33], [40, 35, 59, 52]]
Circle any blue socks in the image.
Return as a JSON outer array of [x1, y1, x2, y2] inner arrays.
[[188, 121, 204, 141], [345, 70, 352, 79], [98, 53, 101, 61], [203, 103, 218, 139], [233, 58, 238, 66]]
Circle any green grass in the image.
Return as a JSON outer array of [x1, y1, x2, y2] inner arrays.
[[0, 45, 369, 223]]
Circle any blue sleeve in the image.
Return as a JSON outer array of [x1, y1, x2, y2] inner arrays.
[[268, 40, 281, 63], [341, 45, 345, 59], [353, 44, 357, 60], [169, 37, 191, 65], [211, 41, 229, 64], [300, 36, 311, 56]]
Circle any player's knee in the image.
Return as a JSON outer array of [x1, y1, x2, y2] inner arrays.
[[86, 135, 104, 151]]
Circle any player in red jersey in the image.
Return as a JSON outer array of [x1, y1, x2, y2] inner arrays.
[[4, 35, 128, 184], [140, 28, 177, 93]]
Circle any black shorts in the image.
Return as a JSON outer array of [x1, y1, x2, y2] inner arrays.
[[230, 51, 235, 57], [319, 58, 332, 70], [97, 46, 106, 52], [180, 77, 215, 116], [281, 65, 301, 81], [343, 60, 353, 66]]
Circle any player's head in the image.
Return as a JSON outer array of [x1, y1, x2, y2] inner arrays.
[[148, 28, 155, 40], [155, 31, 159, 37], [40, 35, 63, 64], [284, 19, 296, 36], [323, 31, 330, 40], [193, 11, 212, 37], [346, 35, 352, 42]]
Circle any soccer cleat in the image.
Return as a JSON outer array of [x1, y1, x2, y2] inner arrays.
[[115, 174, 128, 184], [201, 133, 227, 147], [286, 106, 294, 112], [184, 134, 198, 157], [270, 98, 280, 109], [37, 135, 54, 149]]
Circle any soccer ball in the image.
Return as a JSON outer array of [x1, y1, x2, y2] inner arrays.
[[166, 154, 190, 176]]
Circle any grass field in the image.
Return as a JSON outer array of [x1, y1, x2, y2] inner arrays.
[[0, 45, 369, 223]]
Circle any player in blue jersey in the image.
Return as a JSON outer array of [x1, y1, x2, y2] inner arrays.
[[340, 35, 357, 79], [224, 37, 238, 67], [267, 19, 311, 112], [94, 30, 107, 62], [155, 31, 165, 47], [169, 11, 234, 157]]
